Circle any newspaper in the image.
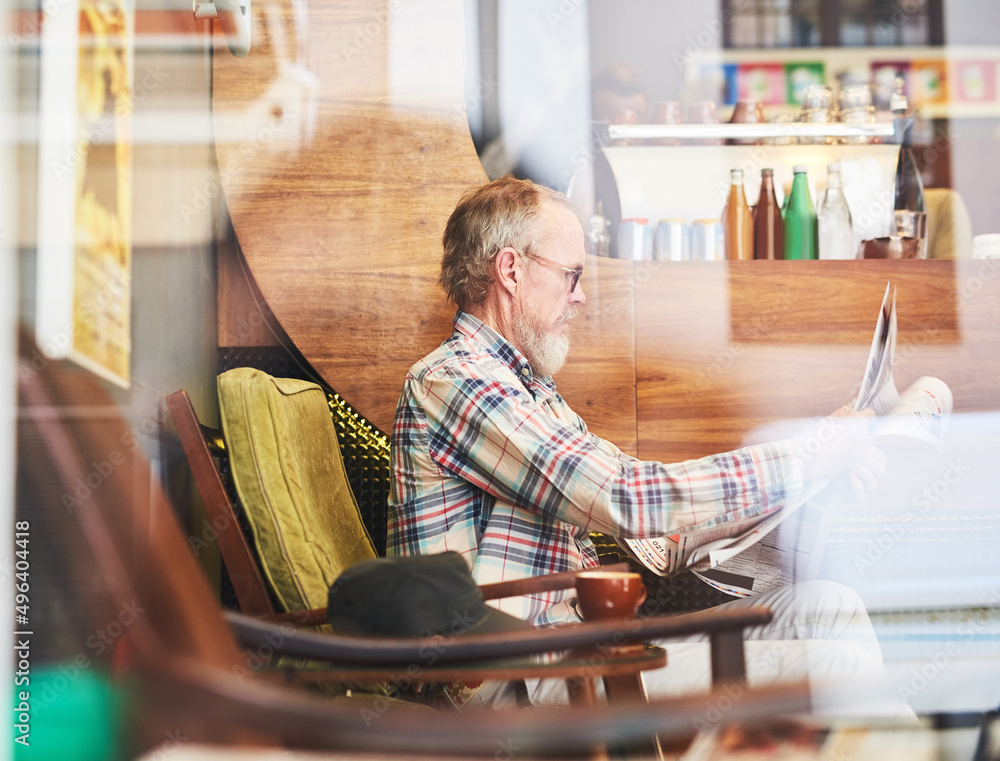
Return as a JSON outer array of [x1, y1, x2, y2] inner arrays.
[[854, 282, 953, 444], [619, 478, 835, 597], [853, 282, 900, 415], [619, 281, 952, 597]]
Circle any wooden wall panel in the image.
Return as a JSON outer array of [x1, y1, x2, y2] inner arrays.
[[218, 223, 282, 349], [559, 256, 638, 455], [213, 1, 998, 467], [212, 0, 484, 433], [635, 259, 1000, 463], [212, 0, 640, 445]]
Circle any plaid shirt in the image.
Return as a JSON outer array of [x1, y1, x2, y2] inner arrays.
[[387, 311, 802, 628]]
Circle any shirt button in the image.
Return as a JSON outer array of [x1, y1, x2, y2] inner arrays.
[[521, 367, 530, 379]]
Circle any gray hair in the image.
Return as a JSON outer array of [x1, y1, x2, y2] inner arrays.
[[440, 175, 572, 311]]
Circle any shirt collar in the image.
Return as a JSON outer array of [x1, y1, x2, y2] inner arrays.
[[453, 311, 557, 393]]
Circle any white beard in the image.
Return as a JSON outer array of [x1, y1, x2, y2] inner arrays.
[[512, 306, 577, 379]]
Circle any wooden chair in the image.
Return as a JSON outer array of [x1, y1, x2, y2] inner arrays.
[[166, 369, 765, 688], [19, 344, 810, 760], [167, 374, 639, 625], [168, 366, 786, 755]]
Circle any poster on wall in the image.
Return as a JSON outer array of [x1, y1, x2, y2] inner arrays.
[[953, 60, 998, 104], [911, 59, 949, 105], [737, 62, 786, 105], [785, 61, 825, 106], [35, 0, 134, 387], [870, 61, 910, 111]]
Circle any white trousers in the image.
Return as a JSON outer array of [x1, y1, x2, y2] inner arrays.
[[475, 580, 912, 719]]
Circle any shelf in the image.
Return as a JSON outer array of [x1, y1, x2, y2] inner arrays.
[[596, 143, 901, 251], [919, 103, 1000, 120], [606, 122, 898, 142]]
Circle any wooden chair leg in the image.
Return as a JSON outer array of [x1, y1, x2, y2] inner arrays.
[[565, 678, 610, 761], [710, 629, 748, 685], [603, 673, 663, 760], [602, 672, 647, 704], [566, 675, 600, 708], [566, 673, 662, 760]]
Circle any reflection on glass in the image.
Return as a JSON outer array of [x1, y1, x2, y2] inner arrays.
[[7, 0, 1000, 746]]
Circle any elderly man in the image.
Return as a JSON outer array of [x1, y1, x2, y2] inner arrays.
[[387, 175, 893, 711]]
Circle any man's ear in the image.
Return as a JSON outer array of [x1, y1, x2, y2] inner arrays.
[[494, 247, 520, 298]]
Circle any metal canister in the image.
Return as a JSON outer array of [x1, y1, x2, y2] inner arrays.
[[653, 219, 689, 261], [616, 218, 652, 260], [893, 210, 928, 259], [690, 219, 724, 261]]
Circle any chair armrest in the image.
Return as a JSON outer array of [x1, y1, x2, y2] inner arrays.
[[225, 604, 771, 667], [144, 648, 811, 757], [262, 608, 329, 627], [257, 561, 634, 628], [478, 561, 630, 600]]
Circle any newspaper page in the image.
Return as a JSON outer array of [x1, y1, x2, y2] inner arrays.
[[619, 478, 832, 596], [693, 486, 840, 597], [619, 280, 952, 597], [852, 281, 953, 442]]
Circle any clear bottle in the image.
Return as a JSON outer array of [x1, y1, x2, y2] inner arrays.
[[889, 76, 908, 116], [723, 169, 753, 260], [783, 165, 817, 260], [753, 169, 784, 260], [818, 163, 855, 260], [586, 201, 611, 257]]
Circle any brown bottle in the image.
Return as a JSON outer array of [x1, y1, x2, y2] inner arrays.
[[753, 168, 784, 260], [723, 169, 753, 260]]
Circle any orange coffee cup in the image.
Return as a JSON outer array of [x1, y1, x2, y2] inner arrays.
[[575, 570, 647, 621]]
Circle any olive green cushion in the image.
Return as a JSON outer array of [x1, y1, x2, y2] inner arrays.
[[217, 368, 377, 612]]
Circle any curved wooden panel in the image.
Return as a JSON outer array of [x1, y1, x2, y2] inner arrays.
[[213, 2, 999, 468], [212, 0, 482, 432], [212, 0, 638, 448]]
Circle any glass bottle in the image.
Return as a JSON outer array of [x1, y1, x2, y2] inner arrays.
[[723, 169, 753, 260], [753, 169, 784, 260], [893, 123, 926, 215], [784, 165, 817, 260], [586, 201, 611, 257], [818, 163, 855, 260], [890, 76, 908, 116]]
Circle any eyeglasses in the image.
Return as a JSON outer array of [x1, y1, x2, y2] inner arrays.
[[517, 250, 583, 293]]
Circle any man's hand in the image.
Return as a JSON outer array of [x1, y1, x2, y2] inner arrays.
[[792, 407, 887, 501]]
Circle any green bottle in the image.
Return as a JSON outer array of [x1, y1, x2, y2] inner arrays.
[[784, 164, 817, 260]]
